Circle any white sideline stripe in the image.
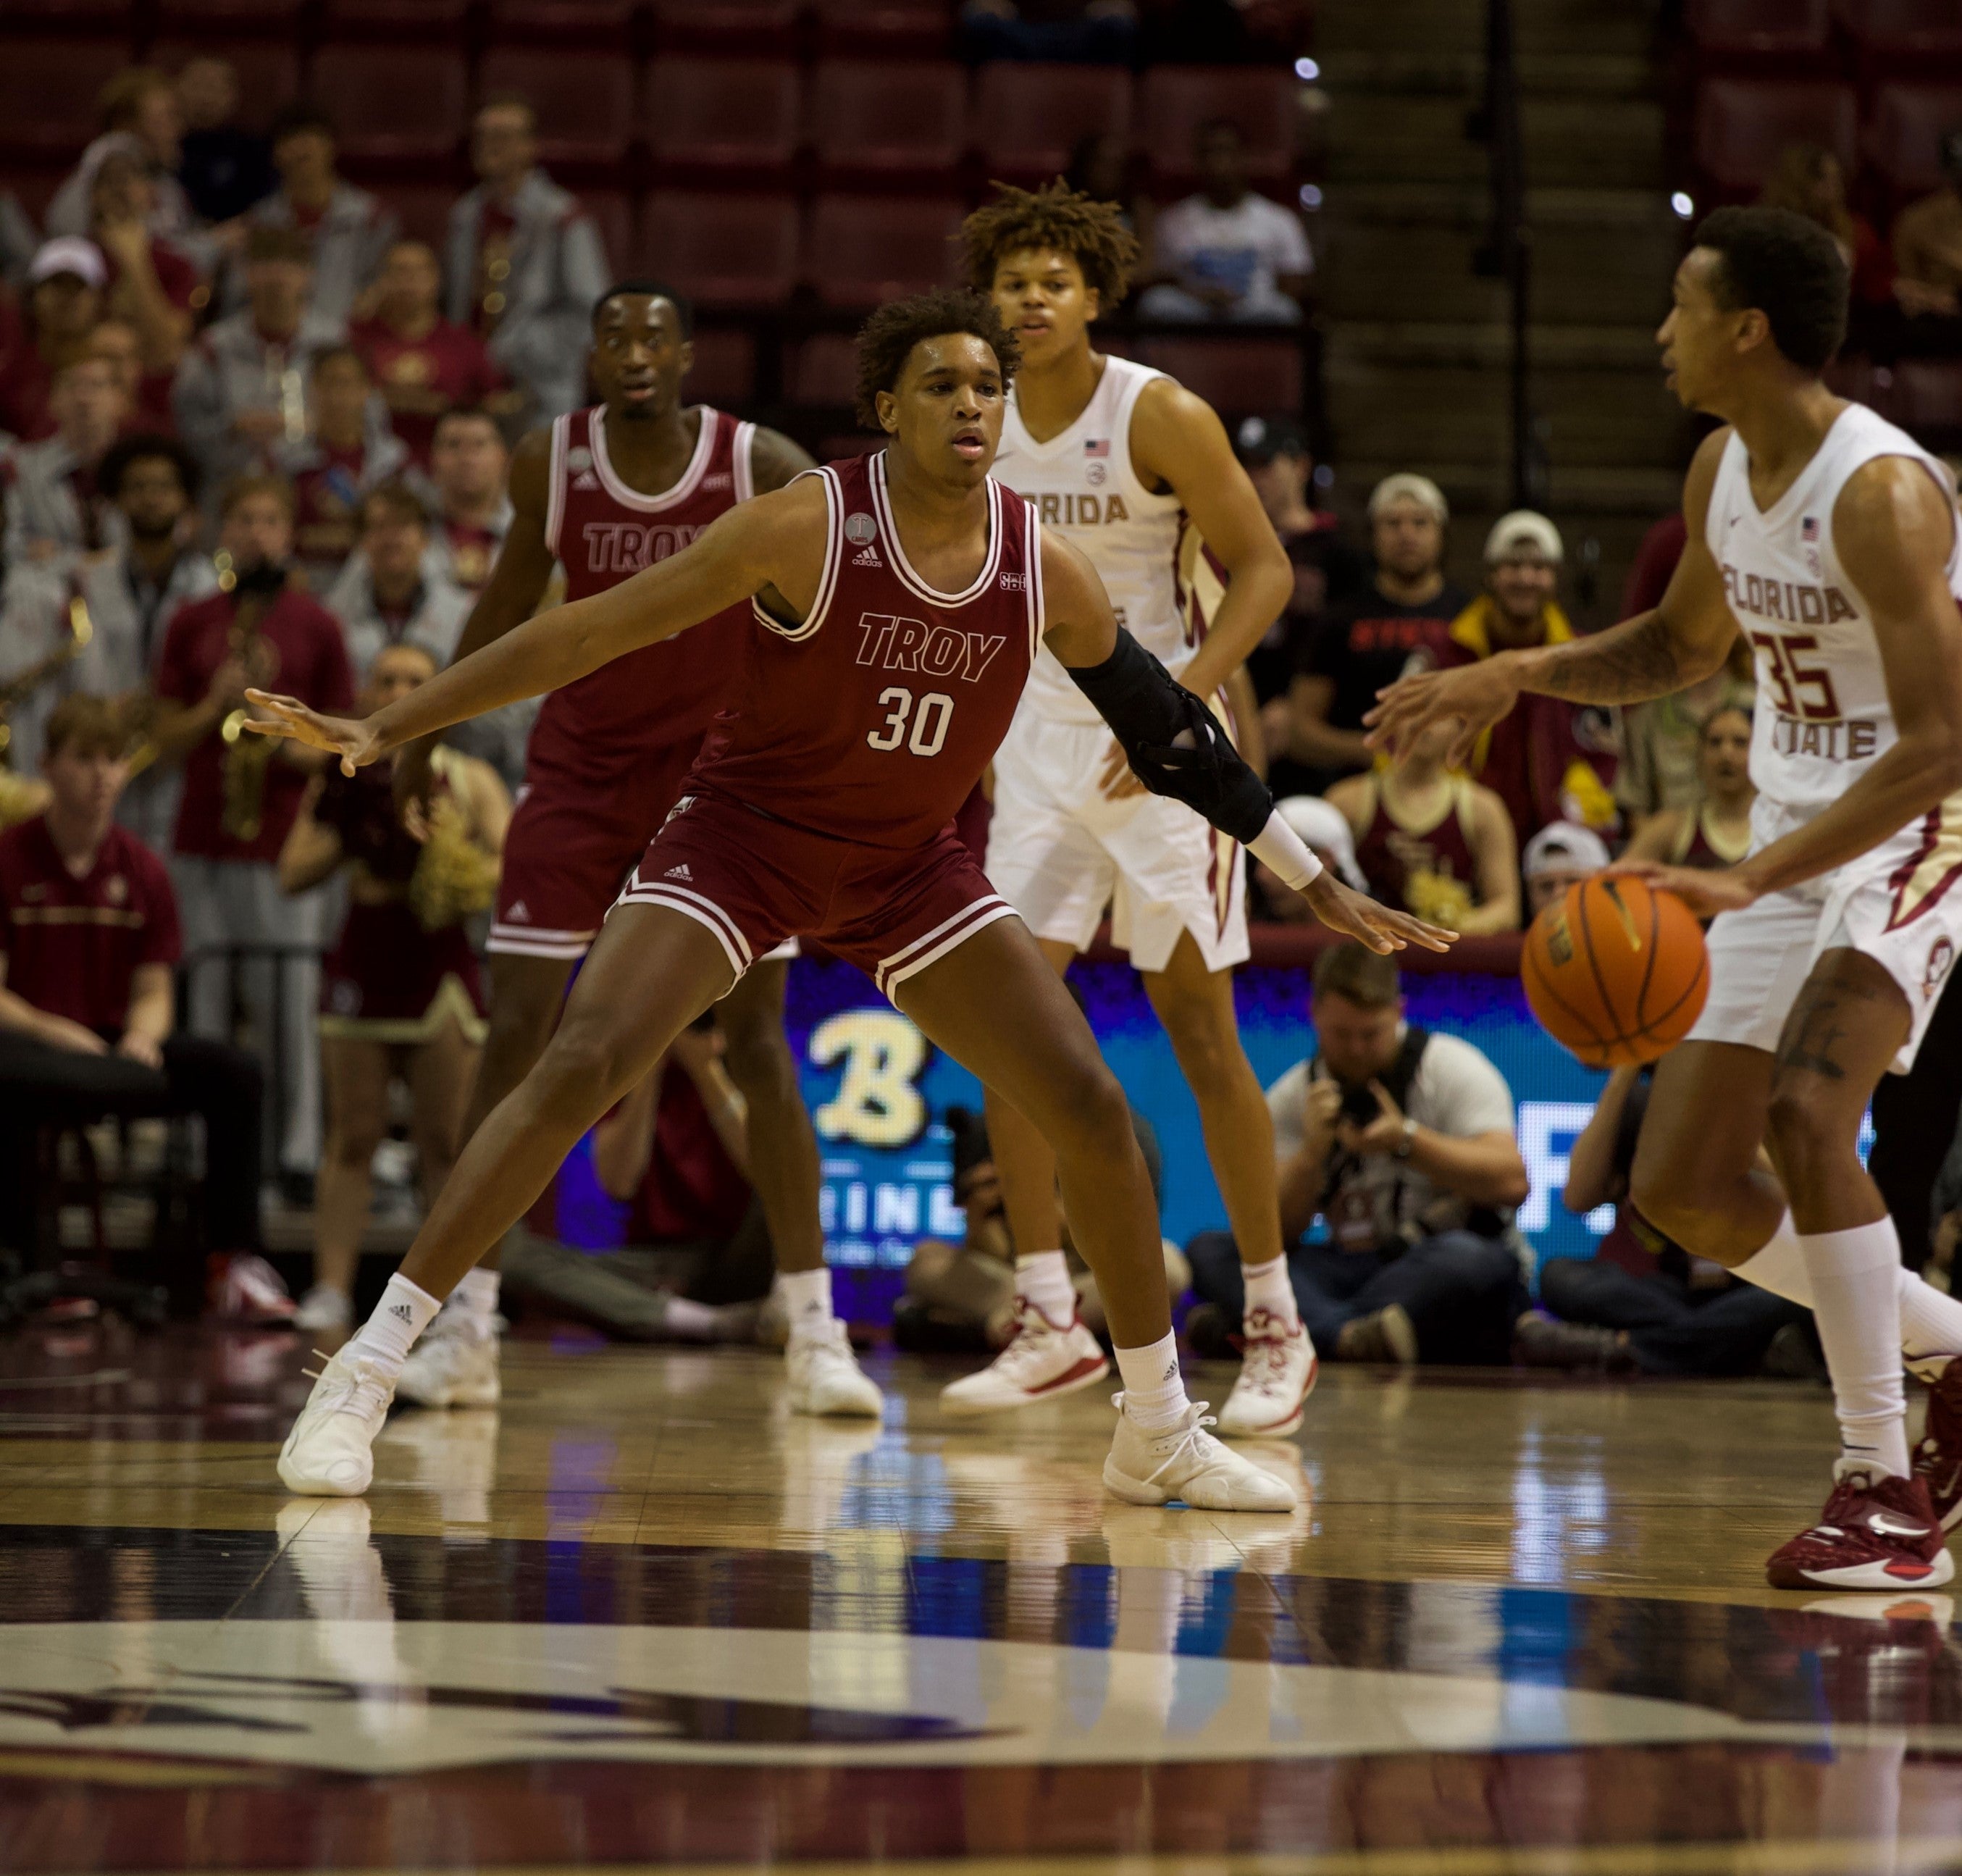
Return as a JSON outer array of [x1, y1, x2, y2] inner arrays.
[[876, 898, 1018, 999], [619, 888, 750, 980]]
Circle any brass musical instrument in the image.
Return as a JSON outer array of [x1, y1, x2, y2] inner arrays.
[[0, 587, 94, 763]]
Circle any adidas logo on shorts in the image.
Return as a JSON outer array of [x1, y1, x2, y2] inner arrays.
[[506, 900, 529, 921], [852, 545, 882, 566], [666, 863, 693, 880]]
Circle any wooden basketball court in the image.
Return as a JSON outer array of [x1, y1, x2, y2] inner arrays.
[[4, 1323, 1961, 1873]]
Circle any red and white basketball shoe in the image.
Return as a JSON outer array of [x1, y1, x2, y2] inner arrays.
[[1215, 1309, 1318, 1439], [939, 1297, 1110, 1417], [1766, 1464, 1956, 1591], [1914, 1358, 1962, 1533]]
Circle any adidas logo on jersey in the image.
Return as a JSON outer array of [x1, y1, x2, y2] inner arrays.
[[852, 545, 882, 566], [505, 900, 529, 921], [665, 863, 693, 880], [571, 471, 600, 491]]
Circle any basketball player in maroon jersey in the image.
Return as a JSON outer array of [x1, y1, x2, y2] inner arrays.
[[256, 290, 1452, 1512], [387, 282, 884, 1420]]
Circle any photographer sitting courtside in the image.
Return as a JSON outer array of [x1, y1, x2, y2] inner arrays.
[[1186, 942, 1531, 1365]]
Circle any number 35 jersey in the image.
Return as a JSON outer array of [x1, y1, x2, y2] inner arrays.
[[688, 450, 1043, 850], [1706, 402, 1962, 821]]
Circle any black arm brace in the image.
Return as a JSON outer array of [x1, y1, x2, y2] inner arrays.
[[1068, 630, 1274, 843]]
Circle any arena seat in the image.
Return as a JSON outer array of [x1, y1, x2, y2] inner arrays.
[[154, 0, 306, 32], [1894, 358, 1962, 439], [1131, 335, 1302, 414], [652, 0, 802, 51], [487, 0, 639, 42], [0, 38, 128, 163], [787, 332, 859, 404], [812, 0, 952, 57], [973, 63, 1132, 185], [376, 185, 458, 248], [582, 188, 636, 275], [1137, 67, 1296, 190], [480, 50, 637, 169], [1691, 79, 1857, 198], [1834, 0, 1962, 70], [311, 47, 469, 171], [320, 0, 473, 35], [803, 194, 965, 303], [646, 59, 802, 180], [640, 191, 800, 306], [152, 41, 302, 133], [1864, 85, 1962, 201], [684, 327, 756, 405], [809, 60, 968, 181], [0, 0, 138, 33], [1682, 0, 1830, 58]]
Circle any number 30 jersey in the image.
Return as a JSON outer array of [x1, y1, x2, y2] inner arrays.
[[688, 450, 1043, 850], [1706, 402, 1962, 819]]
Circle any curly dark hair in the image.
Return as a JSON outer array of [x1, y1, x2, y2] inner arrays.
[[960, 180, 1141, 308], [852, 289, 1020, 430], [1693, 205, 1848, 374], [98, 432, 199, 504]]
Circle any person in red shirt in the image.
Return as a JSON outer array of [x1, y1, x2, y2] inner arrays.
[[352, 240, 511, 472], [278, 346, 409, 592], [0, 692, 266, 1284], [0, 240, 107, 443], [150, 472, 355, 1193]]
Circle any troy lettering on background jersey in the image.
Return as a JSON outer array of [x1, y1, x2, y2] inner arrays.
[[1722, 562, 1857, 625], [580, 520, 703, 576], [854, 613, 1007, 683]]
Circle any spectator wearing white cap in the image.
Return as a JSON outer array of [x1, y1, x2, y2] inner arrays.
[[1521, 820, 1612, 920], [1441, 510, 1622, 850], [0, 239, 107, 443], [1275, 472, 1468, 793], [1250, 793, 1369, 922]]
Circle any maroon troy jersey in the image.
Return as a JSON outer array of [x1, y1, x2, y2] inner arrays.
[[689, 451, 1044, 850], [528, 403, 759, 783]]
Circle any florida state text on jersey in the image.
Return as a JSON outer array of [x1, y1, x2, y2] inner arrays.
[[529, 403, 758, 782]]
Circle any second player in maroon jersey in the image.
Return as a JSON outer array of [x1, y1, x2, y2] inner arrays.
[[258, 290, 1451, 1512]]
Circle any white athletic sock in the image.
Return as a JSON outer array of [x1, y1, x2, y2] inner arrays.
[[778, 1266, 834, 1342], [1115, 1331, 1190, 1433], [1734, 1210, 1811, 1305], [346, 1273, 442, 1381], [1014, 1250, 1076, 1326], [1240, 1253, 1299, 1329], [1800, 1218, 1911, 1479], [1733, 1211, 1962, 1374]]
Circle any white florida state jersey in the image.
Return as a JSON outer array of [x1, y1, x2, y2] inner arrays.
[[994, 355, 1196, 726], [1706, 402, 1962, 820]]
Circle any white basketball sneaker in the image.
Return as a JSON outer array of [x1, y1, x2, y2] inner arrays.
[[395, 1316, 500, 1409], [785, 1319, 884, 1418], [1215, 1308, 1318, 1439], [939, 1297, 1110, 1417], [1103, 1398, 1300, 1512], [277, 1347, 396, 1496]]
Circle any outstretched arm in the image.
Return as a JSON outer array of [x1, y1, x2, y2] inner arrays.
[[1365, 430, 1741, 765], [1622, 454, 1962, 918], [246, 480, 830, 771], [1040, 529, 1455, 955]]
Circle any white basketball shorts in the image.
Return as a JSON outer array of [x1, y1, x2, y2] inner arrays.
[[985, 708, 1250, 975], [1685, 798, 1962, 1073]]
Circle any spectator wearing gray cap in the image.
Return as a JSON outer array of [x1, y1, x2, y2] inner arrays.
[[1249, 793, 1369, 922], [1438, 511, 1622, 850], [0, 240, 108, 443], [1274, 471, 1467, 793]]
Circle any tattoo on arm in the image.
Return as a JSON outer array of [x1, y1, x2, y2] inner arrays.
[[1534, 612, 1687, 704]]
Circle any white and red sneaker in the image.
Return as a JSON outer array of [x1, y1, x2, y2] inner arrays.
[[939, 1297, 1110, 1418], [1766, 1464, 1956, 1591], [206, 1252, 296, 1326], [1914, 1357, 1962, 1533], [1215, 1308, 1317, 1439]]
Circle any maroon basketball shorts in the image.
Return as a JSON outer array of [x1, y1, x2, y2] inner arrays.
[[319, 900, 486, 1044], [611, 788, 1019, 1002], [489, 739, 703, 962]]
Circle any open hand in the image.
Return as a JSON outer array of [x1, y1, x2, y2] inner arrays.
[[1299, 872, 1456, 955], [1608, 858, 1759, 921], [1364, 656, 1521, 766], [243, 690, 385, 775]]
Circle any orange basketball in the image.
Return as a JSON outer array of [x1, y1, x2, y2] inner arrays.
[[1522, 875, 1709, 1068]]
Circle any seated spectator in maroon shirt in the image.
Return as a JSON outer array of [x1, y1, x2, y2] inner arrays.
[[1276, 472, 1467, 794], [0, 693, 264, 1273], [0, 240, 108, 443], [351, 240, 511, 472], [1441, 511, 1622, 849]]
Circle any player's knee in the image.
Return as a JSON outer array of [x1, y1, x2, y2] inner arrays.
[[534, 1015, 640, 1115], [1628, 1155, 1702, 1249], [1766, 1077, 1845, 1171], [1047, 1062, 1133, 1164]]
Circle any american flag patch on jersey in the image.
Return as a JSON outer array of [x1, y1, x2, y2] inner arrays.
[[1802, 516, 1819, 540], [1085, 438, 1110, 458]]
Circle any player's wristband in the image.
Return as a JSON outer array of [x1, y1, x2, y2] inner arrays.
[[1246, 809, 1324, 891]]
